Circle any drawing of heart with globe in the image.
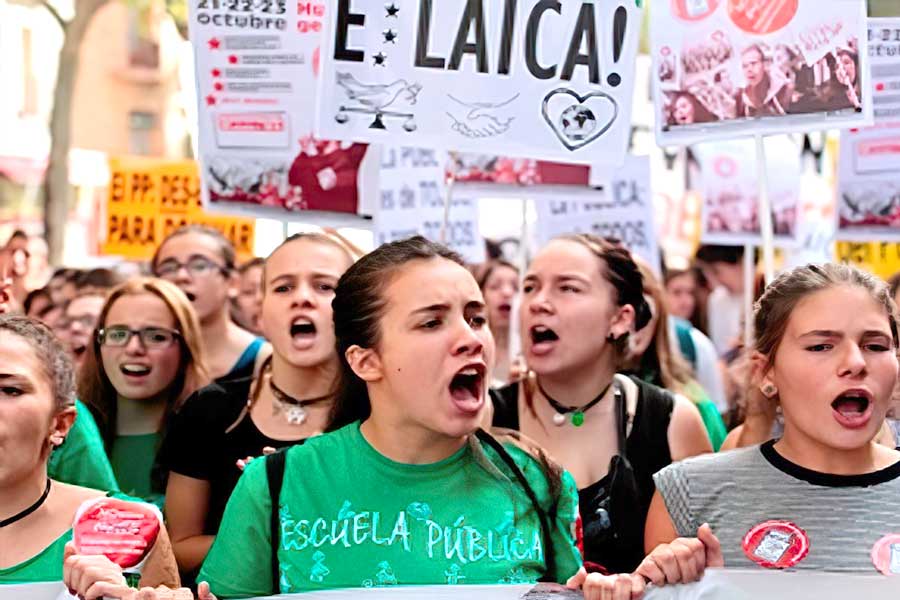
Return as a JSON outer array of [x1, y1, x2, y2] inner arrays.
[[542, 88, 619, 152]]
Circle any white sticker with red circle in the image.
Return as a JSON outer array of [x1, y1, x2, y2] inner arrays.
[[742, 520, 810, 569], [72, 497, 162, 571], [871, 534, 900, 576]]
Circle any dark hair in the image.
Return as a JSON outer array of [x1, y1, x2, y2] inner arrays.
[[559, 234, 652, 343], [75, 268, 123, 291], [6, 229, 28, 245], [329, 236, 464, 430], [476, 259, 519, 290], [152, 224, 237, 273], [0, 315, 75, 411], [668, 91, 718, 125], [888, 270, 900, 300], [24, 288, 51, 315], [238, 257, 265, 275], [695, 244, 744, 265]]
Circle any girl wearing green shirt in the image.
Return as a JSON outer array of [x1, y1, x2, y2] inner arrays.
[[78, 278, 210, 505], [194, 236, 581, 597], [0, 315, 179, 590]]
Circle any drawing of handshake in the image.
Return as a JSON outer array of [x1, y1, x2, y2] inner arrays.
[[446, 93, 519, 139]]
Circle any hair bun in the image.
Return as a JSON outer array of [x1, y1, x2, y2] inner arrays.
[[634, 296, 653, 331]]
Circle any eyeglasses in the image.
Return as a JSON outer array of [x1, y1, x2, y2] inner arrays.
[[97, 326, 181, 349], [155, 257, 227, 279], [59, 314, 97, 329]]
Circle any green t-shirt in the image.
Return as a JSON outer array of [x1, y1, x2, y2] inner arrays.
[[683, 381, 728, 452], [47, 400, 119, 492], [200, 423, 582, 598], [0, 492, 135, 585], [110, 433, 164, 508]]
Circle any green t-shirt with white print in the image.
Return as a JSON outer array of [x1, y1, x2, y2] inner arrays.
[[199, 422, 581, 598]]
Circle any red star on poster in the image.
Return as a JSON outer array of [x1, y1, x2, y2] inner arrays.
[[211, 68, 222, 78], [214, 82, 224, 91], [228, 55, 239, 64], [208, 37, 221, 50], [205, 95, 217, 106]]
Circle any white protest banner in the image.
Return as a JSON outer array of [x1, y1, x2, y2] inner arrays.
[[375, 146, 485, 264], [836, 18, 900, 242], [693, 135, 801, 247], [314, 0, 641, 166], [534, 155, 660, 272], [651, 0, 871, 147], [188, 0, 379, 221]]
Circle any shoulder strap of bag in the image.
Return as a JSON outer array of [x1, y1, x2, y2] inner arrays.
[[474, 429, 556, 583], [613, 374, 638, 440], [265, 450, 287, 593]]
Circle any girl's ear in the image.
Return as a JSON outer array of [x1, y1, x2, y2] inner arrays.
[[345, 345, 383, 383]]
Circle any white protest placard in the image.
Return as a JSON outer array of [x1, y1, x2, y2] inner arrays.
[[314, 0, 641, 166], [188, 0, 379, 221], [375, 146, 484, 264], [534, 155, 660, 272], [651, 0, 872, 147], [836, 18, 900, 242], [693, 135, 801, 247]]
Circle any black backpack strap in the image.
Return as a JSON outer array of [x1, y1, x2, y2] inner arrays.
[[474, 429, 556, 582], [265, 450, 287, 593], [490, 382, 521, 430]]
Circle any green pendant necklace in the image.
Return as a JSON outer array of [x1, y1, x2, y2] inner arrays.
[[538, 379, 613, 427]]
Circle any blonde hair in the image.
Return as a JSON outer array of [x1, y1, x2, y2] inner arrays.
[[78, 277, 210, 449], [635, 261, 697, 396]]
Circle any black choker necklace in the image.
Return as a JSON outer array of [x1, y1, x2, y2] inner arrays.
[[0, 479, 51, 528], [537, 380, 617, 427], [269, 378, 334, 426]]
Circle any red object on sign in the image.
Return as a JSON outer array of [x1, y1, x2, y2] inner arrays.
[[73, 498, 161, 569], [742, 520, 810, 569], [728, 0, 798, 35]]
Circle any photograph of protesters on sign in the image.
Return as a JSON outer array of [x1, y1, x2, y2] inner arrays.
[[653, 0, 871, 145]]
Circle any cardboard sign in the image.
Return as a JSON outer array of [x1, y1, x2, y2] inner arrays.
[[101, 157, 255, 261], [315, 0, 641, 166], [188, 0, 380, 219], [836, 18, 900, 242], [651, 0, 871, 146], [376, 146, 484, 264], [693, 136, 801, 247], [534, 155, 660, 272]]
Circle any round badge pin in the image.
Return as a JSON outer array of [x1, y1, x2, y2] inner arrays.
[[871, 534, 900, 575], [742, 520, 809, 569]]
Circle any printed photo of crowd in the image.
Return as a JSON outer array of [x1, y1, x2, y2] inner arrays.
[[659, 31, 862, 130]]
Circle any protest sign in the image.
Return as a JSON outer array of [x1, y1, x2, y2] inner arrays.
[[533, 155, 660, 272], [836, 18, 900, 242], [376, 146, 484, 264], [451, 155, 590, 188], [651, 0, 871, 146], [693, 136, 801, 247], [188, 0, 379, 219], [101, 157, 255, 261], [836, 241, 900, 279], [314, 0, 641, 166]]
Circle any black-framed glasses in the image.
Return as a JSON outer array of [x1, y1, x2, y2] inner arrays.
[[154, 256, 227, 279], [97, 326, 181, 349]]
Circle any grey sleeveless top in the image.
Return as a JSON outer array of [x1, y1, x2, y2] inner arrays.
[[654, 441, 900, 573]]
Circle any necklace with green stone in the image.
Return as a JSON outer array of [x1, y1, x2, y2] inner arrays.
[[537, 379, 614, 427]]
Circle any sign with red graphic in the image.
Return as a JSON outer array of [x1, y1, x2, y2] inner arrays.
[[836, 18, 900, 242], [652, 0, 871, 146]]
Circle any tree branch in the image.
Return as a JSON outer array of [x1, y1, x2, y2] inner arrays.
[[38, 0, 67, 30]]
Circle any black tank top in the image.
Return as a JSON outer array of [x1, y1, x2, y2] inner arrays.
[[491, 375, 674, 573]]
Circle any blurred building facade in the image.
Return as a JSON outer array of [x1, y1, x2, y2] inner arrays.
[[0, 0, 189, 255]]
